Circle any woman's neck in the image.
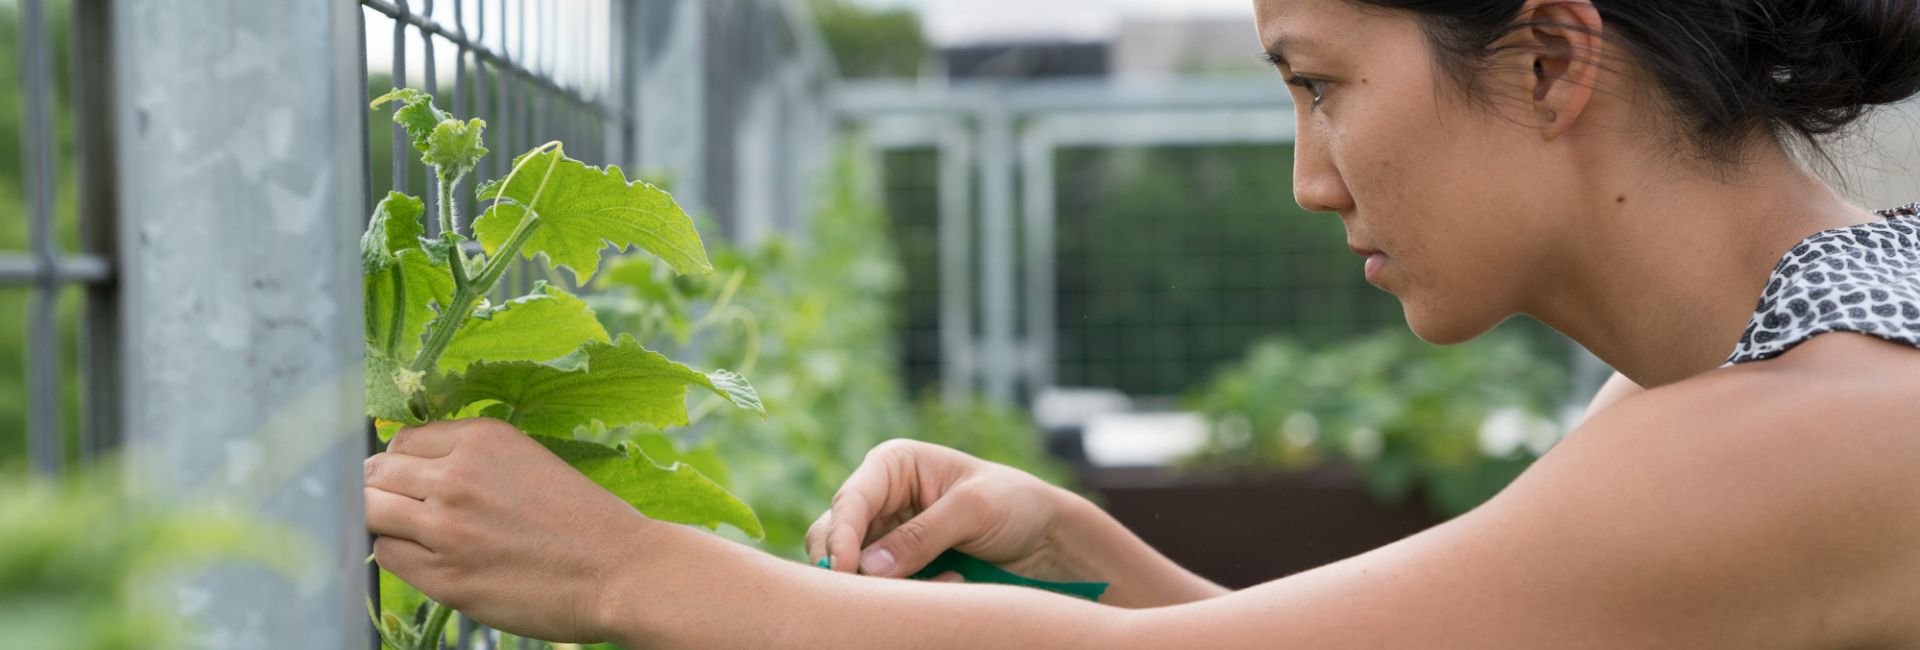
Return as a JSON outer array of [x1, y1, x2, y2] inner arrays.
[[1525, 146, 1878, 388]]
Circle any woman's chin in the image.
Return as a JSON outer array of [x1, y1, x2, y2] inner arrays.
[[1400, 303, 1504, 346]]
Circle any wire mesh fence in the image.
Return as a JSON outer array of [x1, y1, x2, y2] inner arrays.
[[355, 1, 836, 646], [0, 0, 115, 475]]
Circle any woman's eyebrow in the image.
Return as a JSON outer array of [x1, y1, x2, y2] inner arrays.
[[1261, 33, 1319, 66]]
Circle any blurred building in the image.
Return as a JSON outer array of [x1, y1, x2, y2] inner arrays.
[[940, 41, 1108, 79], [1110, 18, 1266, 78]]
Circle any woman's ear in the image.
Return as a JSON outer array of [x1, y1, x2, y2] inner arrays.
[[1520, 0, 1604, 140]]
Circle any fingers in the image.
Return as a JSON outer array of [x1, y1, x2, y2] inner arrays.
[[372, 534, 439, 587], [860, 494, 979, 578], [805, 510, 832, 565], [365, 452, 441, 501], [823, 442, 920, 573], [365, 486, 436, 547], [387, 421, 464, 459]]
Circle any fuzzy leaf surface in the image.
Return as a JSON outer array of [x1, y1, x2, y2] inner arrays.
[[425, 334, 760, 436], [532, 436, 763, 539], [360, 191, 425, 274], [364, 346, 416, 423], [369, 88, 451, 154], [474, 149, 712, 281], [423, 118, 488, 181], [438, 284, 611, 374], [365, 248, 455, 361]]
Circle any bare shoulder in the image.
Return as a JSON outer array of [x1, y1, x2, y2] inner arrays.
[[1501, 332, 1920, 646], [1146, 334, 1920, 649]]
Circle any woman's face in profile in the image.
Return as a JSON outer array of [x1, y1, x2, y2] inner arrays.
[[1256, 0, 1577, 344]]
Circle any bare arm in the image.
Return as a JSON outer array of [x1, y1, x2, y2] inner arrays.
[[1039, 484, 1230, 607], [1578, 370, 1643, 426], [370, 338, 1920, 648], [594, 349, 1920, 647]]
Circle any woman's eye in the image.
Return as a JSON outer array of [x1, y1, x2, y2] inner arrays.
[[1285, 76, 1326, 108]]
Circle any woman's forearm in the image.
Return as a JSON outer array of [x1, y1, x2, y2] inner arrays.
[[1042, 485, 1231, 608], [598, 520, 1139, 648]]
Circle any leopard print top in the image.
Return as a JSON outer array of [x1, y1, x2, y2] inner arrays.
[[1725, 203, 1920, 366]]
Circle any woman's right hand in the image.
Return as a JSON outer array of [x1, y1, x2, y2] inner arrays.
[[805, 439, 1071, 581]]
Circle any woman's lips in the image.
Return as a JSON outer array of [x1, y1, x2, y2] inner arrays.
[[1364, 254, 1388, 285], [1349, 244, 1387, 285]]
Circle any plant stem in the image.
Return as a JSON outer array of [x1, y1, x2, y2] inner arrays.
[[385, 261, 408, 359], [438, 174, 473, 296], [415, 601, 454, 650], [406, 142, 565, 382], [436, 172, 458, 237]]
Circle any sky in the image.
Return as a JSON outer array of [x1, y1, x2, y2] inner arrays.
[[846, 0, 1257, 45]]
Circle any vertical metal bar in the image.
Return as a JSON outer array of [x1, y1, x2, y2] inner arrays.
[[1022, 128, 1057, 398], [473, 0, 489, 158], [452, 0, 465, 118], [355, 6, 386, 649], [453, 0, 472, 232], [617, 0, 639, 170], [937, 125, 976, 404], [116, 0, 369, 643], [492, 0, 510, 184], [979, 98, 1018, 403], [20, 0, 62, 474], [392, 0, 412, 194], [421, 0, 440, 236], [71, 0, 122, 460], [513, 0, 530, 296]]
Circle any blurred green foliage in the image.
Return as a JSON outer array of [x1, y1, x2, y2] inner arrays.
[[0, 462, 298, 650], [1051, 144, 1412, 396], [591, 147, 1070, 559], [1186, 329, 1569, 517], [809, 0, 928, 79]]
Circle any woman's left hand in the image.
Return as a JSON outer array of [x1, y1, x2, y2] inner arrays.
[[364, 418, 648, 644]]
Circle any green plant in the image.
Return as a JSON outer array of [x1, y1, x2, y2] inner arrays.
[[360, 89, 764, 650], [1186, 329, 1568, 517], [589, 148, 1072, 560]]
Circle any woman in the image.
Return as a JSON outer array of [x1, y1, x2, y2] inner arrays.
[[364, 0, 1920, 646]]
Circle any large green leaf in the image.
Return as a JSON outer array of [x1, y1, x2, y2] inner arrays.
[[438, 284, 611, 374], [425, 334, 763, 437], [533, 436, 762, 539], [473, 149, 712, 281], [365, 248, 455, 362], [363, 191, 456, 362], [625, 431, 732, 489]]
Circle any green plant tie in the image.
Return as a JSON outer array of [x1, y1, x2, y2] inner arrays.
[[815, 551, 1108, 602]]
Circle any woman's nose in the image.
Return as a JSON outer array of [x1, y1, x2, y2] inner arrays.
[[1291, 125, 1352, 215]]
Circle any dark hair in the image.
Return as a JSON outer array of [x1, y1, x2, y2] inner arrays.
[[1351, 0, 1920, 165]]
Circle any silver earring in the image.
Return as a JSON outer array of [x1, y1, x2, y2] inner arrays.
[[1547, 110, 1559, 123]]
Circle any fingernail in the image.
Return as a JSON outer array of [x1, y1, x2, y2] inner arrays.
[[860, 548, 896, 576]]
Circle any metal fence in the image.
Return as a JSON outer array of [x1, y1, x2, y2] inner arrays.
[[3, 0, 115, 475], [358, 3, 834, 647], [3, 0, 835, 647], [837, 79, 1614, 410]]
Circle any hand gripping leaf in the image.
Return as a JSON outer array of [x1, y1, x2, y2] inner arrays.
[[361, 89, 762, 650]]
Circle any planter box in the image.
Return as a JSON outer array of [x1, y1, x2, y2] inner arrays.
[[1077, 464, 1443, 589]]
